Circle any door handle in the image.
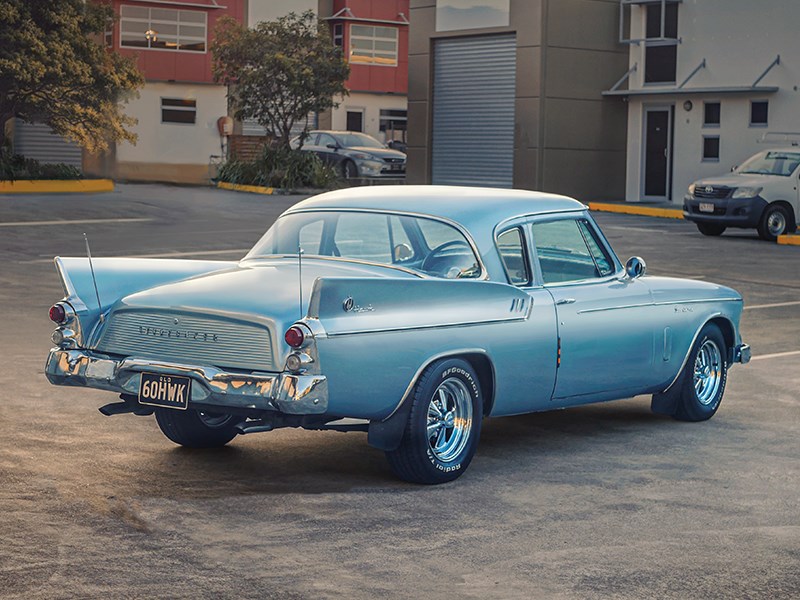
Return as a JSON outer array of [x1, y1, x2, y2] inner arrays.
[[556, 298, 576, 305]]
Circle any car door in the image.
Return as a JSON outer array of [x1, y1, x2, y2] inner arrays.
[[530, 215, 655, 401], [316, 133, 342, 168]]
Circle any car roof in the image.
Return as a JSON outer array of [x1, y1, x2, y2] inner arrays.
[[285, 185, 586, 231]]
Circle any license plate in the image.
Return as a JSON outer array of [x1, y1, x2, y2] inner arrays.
[[390, 164, 404, 171], [699, 202, 714, 213], [138, 372, 191, 410]]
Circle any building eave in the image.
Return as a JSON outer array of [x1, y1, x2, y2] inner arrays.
[[602, 86, 780, 97]]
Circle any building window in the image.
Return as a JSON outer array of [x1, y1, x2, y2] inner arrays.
[[644, 2, 678, 84], [161, 98, 196, 124], [105, 17, 114, 48], [346, 110, 363, 132], [120, 5, 207, 53], [380, 109, 407, 142], [704, 102, 720, 127], [436, 0, 510, 32], [333, 23, 343, 48], [349, 25, 397, 66], [750, 100, 769, 126], [703, 136, 720, 161]]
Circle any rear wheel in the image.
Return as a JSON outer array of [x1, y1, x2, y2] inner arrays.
[[757, 204, 790, 241], [155, 408, 238, 448], [696, 222, 726, 236], [385, 358, 483, 484]]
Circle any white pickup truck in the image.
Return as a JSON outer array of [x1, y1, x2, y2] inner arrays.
[[683, 148, 800, 241]]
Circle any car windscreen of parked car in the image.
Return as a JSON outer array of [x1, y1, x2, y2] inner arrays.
[[737, 151, 800, 176], [244, 210, 482, 279], [334, 133, 385, 148]]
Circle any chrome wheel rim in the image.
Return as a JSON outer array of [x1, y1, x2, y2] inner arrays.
[[767, 211, 786, 236], [426, 377, 473, 462], [693, 339, 722, 405], [198, 411, 232, 428]]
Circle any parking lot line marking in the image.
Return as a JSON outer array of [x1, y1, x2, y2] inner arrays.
[[751, 350, 800, 361], [0, 218, 152, 227], [745, 300, 800, 310]]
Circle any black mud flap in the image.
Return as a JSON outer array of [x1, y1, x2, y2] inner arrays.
[[367, 397, 414, 451]]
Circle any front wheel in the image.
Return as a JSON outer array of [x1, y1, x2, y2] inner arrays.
[[757, 204, 791, 241], [385, 358, 483, 484], [155, 408, 239, 448], [696, 222, 726, 236], [671, 323, 728, 422], [341, 159, 358, 180]]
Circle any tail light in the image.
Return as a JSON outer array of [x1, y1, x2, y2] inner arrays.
[[284, 326, 307, 348], [49, 303, 68, 324]]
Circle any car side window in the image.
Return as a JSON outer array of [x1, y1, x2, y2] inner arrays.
[[532, 219, 605, 284], [578, 220, 614, 277], [318, 133, 335, 148], [496, 227, 531, 286]]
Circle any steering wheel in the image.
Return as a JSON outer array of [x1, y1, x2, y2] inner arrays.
[[421, 240, 473, 274]]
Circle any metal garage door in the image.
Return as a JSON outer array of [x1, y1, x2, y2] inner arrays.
[[14, 120, 82, 167], [432, 34, 516, 188]]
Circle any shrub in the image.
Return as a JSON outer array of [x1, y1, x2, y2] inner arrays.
[[0, 148, 82, 181], [216, 145, 337, 190]]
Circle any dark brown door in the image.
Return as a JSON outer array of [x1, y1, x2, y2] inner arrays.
[[644, 109, 671, 198]]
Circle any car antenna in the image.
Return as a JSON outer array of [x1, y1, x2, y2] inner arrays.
[[298, 245, 304, 321], [83, 232, 104, 323]]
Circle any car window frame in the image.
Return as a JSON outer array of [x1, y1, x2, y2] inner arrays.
[[528, 213, 623, 288], [494, 224, 533, 287]]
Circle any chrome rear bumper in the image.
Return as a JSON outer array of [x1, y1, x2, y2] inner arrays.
[[45, 348, 328, 414]]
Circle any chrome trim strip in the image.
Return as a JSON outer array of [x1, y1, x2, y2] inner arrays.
[[325, 311, 532, 338], [248, 208, 491, 281], [383, 348, 493, 421], [576, 297, 743, 315], [242, 254, 426, 279]]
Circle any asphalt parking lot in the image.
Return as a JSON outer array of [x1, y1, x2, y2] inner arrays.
[[0, 184, 798, 599]]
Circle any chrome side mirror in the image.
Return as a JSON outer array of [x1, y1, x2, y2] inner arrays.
[[625, 256, 647, 279]]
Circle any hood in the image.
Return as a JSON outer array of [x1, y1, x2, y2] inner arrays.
[[111, 258, 418, 331], [345, 146, 406, 160], [694, 173, 777, 188]]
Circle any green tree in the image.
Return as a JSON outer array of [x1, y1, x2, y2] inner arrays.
[[0, 0, 143, 152], [212, 10, 349, 149]]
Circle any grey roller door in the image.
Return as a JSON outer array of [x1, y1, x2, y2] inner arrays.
[[432, 34, 516, 188], [14, 120, 82, 167]]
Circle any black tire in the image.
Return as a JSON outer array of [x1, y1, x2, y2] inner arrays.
[[341, 159, 357, 180], [385, 358, 483, 484], [696, 222, 726, 236], [757, 204, 791, 241], [670, 323, 728, 422], [154, 408, 238, 448]]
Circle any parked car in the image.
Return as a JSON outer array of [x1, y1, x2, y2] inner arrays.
[[45, 186, 750, 484], [290, 130, 406, 179], [683, 147, 800, 240]]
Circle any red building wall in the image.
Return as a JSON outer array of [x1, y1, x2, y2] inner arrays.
[[331, 0, 409, 94], [110, 0, 246, 83]]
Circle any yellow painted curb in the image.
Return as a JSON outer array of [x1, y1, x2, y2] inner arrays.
[[217, 181, 275, 195], [777, 234, 800, 246], [588, 202, 684, 220], [0, 179, 114, 194]]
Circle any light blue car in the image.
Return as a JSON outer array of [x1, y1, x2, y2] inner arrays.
[[45, 186, 750, 484]]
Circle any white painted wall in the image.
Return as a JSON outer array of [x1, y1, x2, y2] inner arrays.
[[623, 0, 800, 202], [116, 82, 227, 165], [247, 0, 316, 26], [331, 92, 408, 142]]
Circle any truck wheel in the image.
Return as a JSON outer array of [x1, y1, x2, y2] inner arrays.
[[757, 204, 790, 241], [385, 358, 483, 484], [671, 323, 728, 422], [696, 223, 726, 236], [155, 408, 238, 448]]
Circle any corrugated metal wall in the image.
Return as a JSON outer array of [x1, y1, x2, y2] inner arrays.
[[13, 120, 83, 167], [431, 34, 516, 188]]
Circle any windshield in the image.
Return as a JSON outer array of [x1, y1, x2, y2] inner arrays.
[[737, 151, 800, 176], [336, 133, 385, 149], [244, 211, 482, 279]]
